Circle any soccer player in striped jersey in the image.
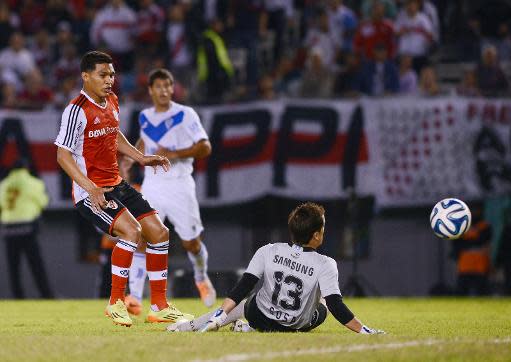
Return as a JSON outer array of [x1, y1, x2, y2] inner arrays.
[[55, 51, 192, 327], [129, 68, 216, 308], [168, 202, 384, 334]]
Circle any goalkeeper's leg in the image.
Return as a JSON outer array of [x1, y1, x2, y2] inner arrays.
[[167, 300, 246, 332]]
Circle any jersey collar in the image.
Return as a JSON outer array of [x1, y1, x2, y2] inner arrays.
[[81, 89, 108, 109], [287, 242, 315, 252]]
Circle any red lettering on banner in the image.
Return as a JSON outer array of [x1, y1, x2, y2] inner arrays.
[[466, 102, 511, 124], [482, 104, 497, 123]]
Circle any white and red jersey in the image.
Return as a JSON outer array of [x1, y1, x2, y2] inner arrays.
[[395, 11, 433, 57], [55, 90, 122, 204]]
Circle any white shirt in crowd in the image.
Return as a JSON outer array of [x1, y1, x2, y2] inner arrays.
[[0, 47, 35, 77], [395, 10, 433, 57], [90, 4, 136, 53], [304, 28, 337, 71]]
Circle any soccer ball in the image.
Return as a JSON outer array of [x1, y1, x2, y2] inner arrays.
[[430, 198, 471, 239]]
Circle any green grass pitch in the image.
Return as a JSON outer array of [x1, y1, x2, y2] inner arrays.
[[0, 298, 510, 361]]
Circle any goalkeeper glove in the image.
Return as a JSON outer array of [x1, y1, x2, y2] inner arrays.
[[360, 325, 386, 334], [199, 309, 228, 332]]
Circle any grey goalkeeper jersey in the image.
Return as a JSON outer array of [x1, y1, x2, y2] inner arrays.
[[245, 242, 342, 329]]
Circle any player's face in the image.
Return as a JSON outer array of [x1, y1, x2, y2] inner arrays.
[[82, 63, 115, 101], [149, 78, 173, 108]]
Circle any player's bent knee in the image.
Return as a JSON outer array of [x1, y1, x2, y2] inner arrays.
[[147, 225, 169, 244], [116, 223, 142, 243], [181, 238, 201, 253]]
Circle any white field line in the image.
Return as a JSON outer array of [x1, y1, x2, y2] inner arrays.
[[191, 337, 511, 362]]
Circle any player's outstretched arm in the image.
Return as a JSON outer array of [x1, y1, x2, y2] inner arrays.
[[117, 132, 170, 172], [325, 294, 385, 334], [155, 139, 211, 161], [56, 147, 113, 211]]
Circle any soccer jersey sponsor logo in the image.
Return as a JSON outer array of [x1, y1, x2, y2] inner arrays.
[[273, 254, 314, 276], [88, 126, 119, 138]]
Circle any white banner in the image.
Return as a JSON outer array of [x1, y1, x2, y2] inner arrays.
[[1, 97, 509, 208]]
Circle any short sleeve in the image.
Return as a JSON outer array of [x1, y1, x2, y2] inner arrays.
[[244, 244, 269, 279], [318, 257, 342, 297], [55, 103, 86, 152], [184, 107, 208, 143]]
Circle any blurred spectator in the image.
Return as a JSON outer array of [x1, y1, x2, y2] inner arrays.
[[53, 44, 80, 84], [53, 76, 80, 110], [303, 8, 337, 73], [418, 66, 441, 96], [90, 0, 137, 71], [419, 0, 439, 43], [136, 0, 165, 54], [395, 0, 433, 73], [17, 69, 54, 110], [398, 54, 418, 94], [53, 21, 75, 60], [0, 32, 36, 90], [258, 73, 277, 100], [0, 82, 17, 108], [263, 0, 296, 66], [0, 2, 20, 50], [333, 52, 364, 97], [354, 0, 396, 60], [360, 43, 399, 96], [166, 3, 194, 88], [496, 23, 511, 61], [327, 0, 358, 56], [300, 50, 334, 98], [30, 29, 53, 74], [451, 205, 492, 296], [44, 0, 72, 33], [0, 158, 54, 299], [360, 0, 397, 20], [227, 0, 265, 89], [19, 0, 46, 35], [475, 45, 509, 97], [272, 55, 302, 97], [197, 18, 234, 104], [456, 68, 481, 97]]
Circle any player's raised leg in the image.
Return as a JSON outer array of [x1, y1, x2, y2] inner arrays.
[[183, 237, 217, 307], [139, 214, 193, 323]]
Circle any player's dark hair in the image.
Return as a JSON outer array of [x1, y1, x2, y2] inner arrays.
[[148, 68, 174, 86], [80, 51, 113, 72], [288, 202, 325, 246]]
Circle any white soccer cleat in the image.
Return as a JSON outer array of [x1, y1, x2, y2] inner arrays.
[[230, 319, 254, 333]]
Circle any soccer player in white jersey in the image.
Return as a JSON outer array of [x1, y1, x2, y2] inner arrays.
[[130, 68, 216, 308], [168, 202, 384, 334]]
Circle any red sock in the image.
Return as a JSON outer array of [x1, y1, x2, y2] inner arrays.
[[109, 239, 137, 305], [146, 241, 169, 310]]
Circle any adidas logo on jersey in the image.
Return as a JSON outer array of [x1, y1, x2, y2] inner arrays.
[[93, 117, 101, 125]]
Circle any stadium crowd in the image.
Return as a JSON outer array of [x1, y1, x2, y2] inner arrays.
[[0, 0, 510, 108]]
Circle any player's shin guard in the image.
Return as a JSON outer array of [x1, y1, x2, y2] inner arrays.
[[110, 239, 137, 305], [128, 251, 147, 302], [187, 242, 208, 282], [146, 241, 169, 310]]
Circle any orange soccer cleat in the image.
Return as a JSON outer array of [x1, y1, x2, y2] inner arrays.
[[195, 277, 217, 308], [124, 294, 142, 316]]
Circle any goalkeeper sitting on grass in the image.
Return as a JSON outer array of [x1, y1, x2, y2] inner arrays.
[[168, 202, 384, 334]]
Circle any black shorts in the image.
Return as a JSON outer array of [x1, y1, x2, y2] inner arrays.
[[76, 180, 156, 236], [244, 294, 327, 332]]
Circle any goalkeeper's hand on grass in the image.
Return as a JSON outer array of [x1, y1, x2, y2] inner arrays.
[[360, 325, 386, 334], [199, 309, 228, 332]]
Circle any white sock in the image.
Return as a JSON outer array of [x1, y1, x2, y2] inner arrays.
[[187, 242, 208, 282], [222, 300, 246, 326], [128, 251, 147, 302], [178, 300, 247, 331]]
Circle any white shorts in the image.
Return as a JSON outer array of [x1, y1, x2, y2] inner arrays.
[[141, 175, 203, 241]]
